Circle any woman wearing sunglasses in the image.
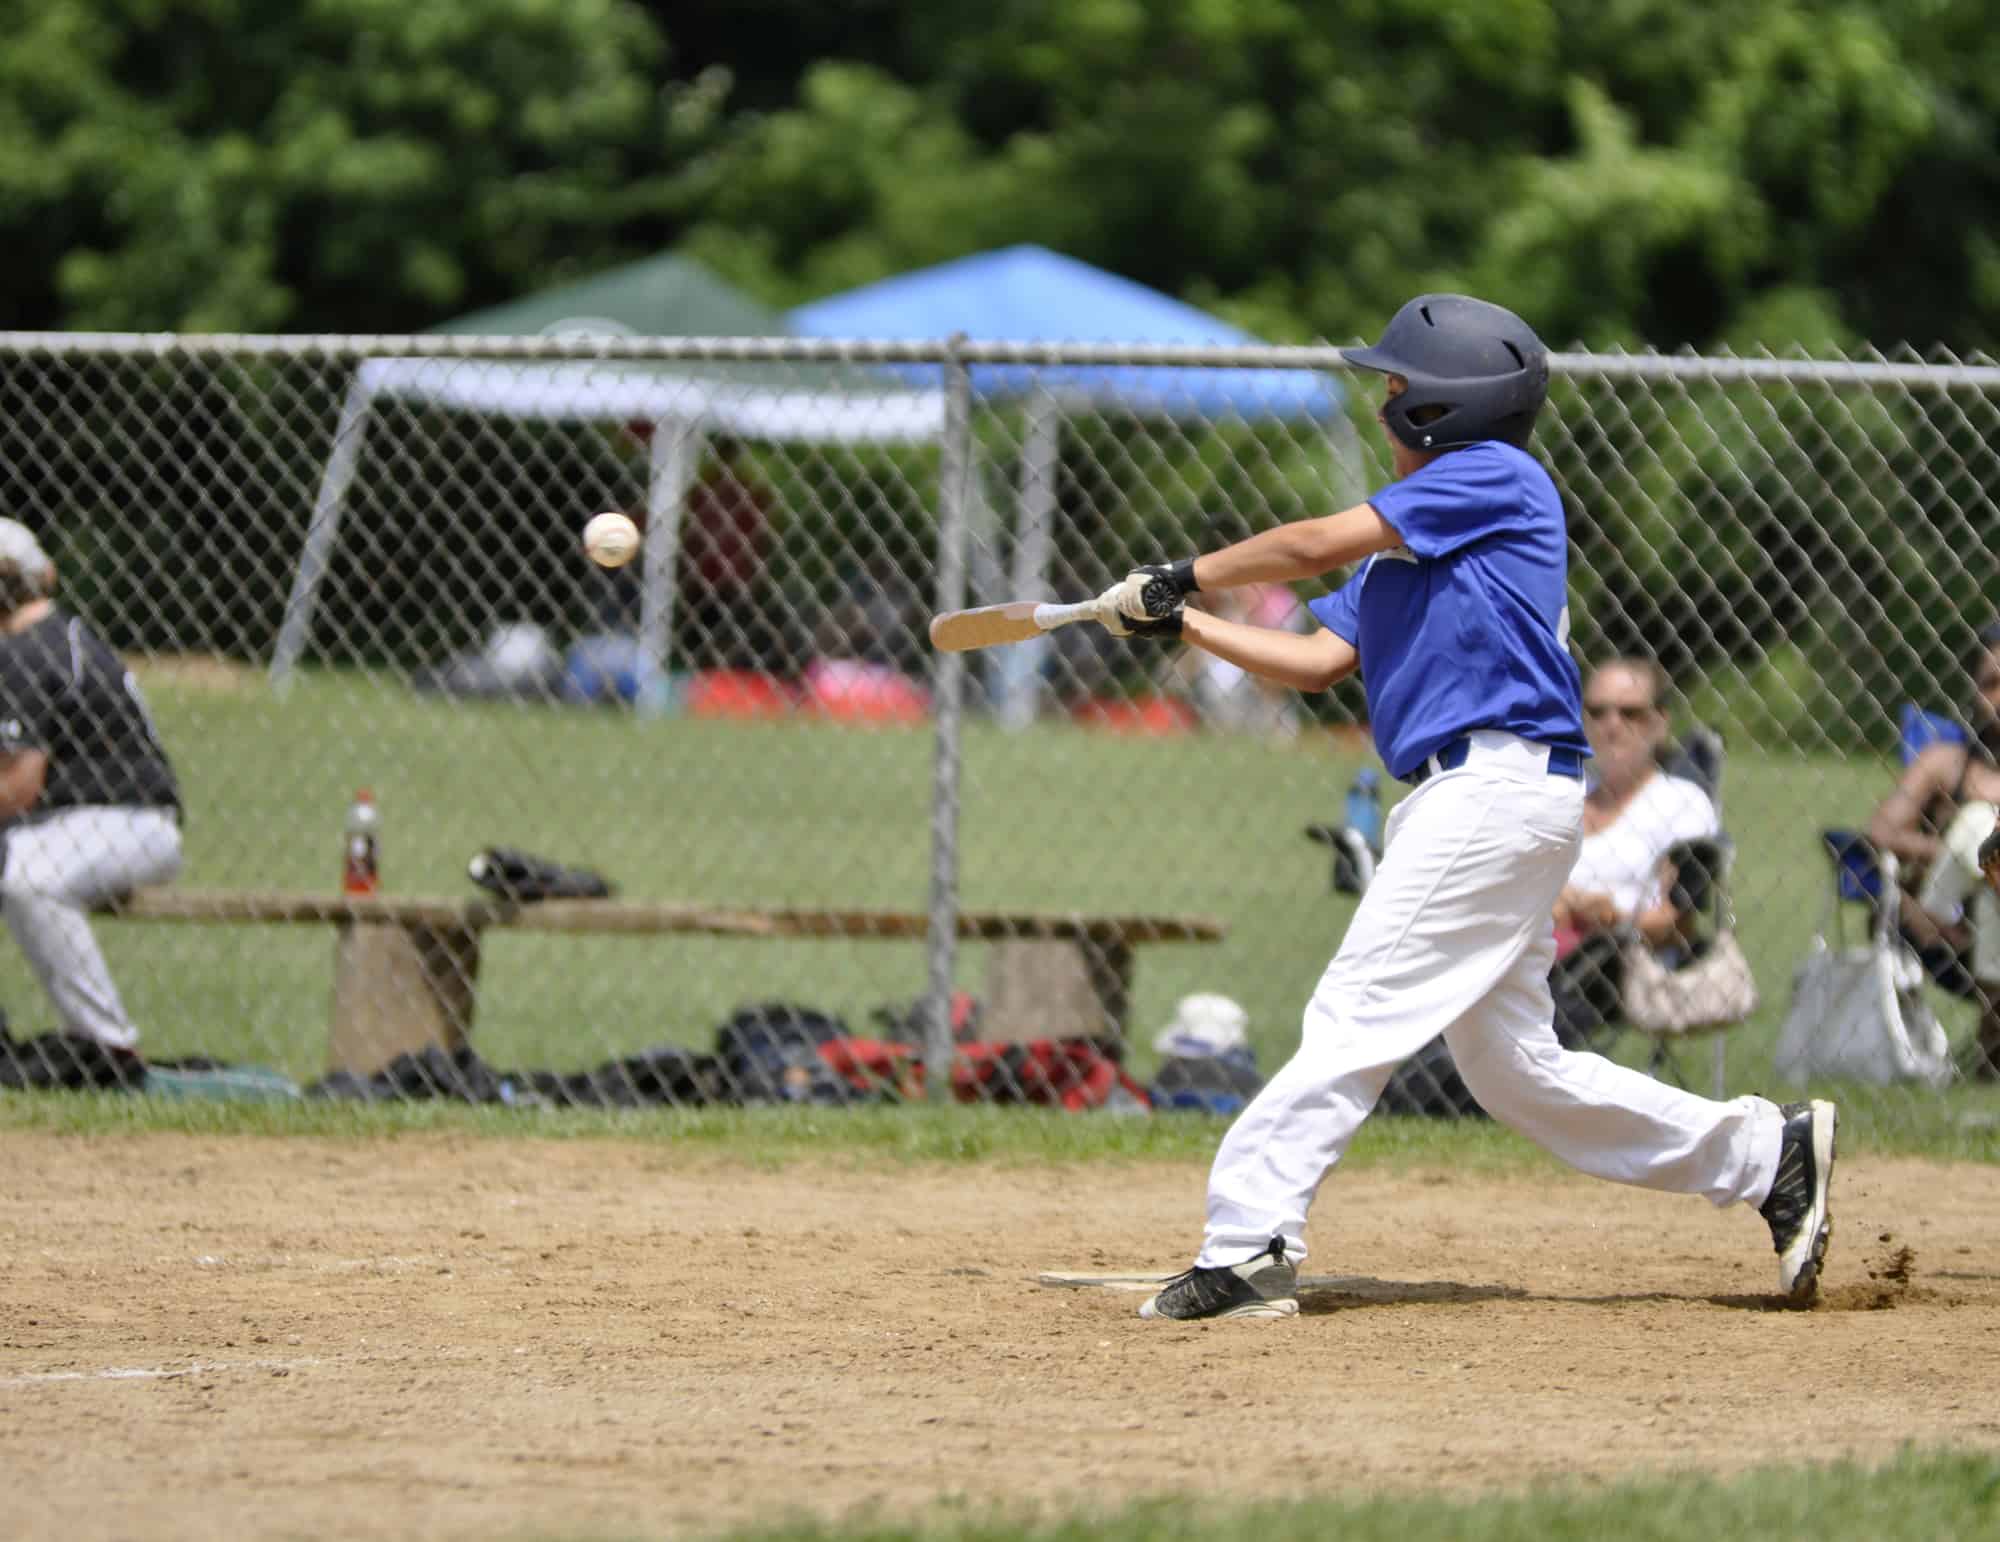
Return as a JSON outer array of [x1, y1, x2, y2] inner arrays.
[[1550, 658, 1721, 1048]]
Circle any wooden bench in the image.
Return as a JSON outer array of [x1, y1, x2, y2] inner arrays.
[[98, 890, 1227, 1075]]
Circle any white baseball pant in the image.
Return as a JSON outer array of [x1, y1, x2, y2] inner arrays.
[[2, 807, 183, 1051], [1201, 731, 1785, 1266]]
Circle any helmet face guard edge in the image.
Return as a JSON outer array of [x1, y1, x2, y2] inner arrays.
[[1343, 294, 1550, 451]]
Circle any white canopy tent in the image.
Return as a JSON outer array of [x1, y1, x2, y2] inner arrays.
[[269, 355, 947, 695]]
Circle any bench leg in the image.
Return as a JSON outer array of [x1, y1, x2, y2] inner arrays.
[[329, 921, 484, 1076], [980, 934, 1135, 1048], [1081, 933, 1134, 1046]]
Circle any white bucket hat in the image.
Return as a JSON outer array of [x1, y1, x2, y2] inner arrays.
[[1151, 992, 1251, 1058]]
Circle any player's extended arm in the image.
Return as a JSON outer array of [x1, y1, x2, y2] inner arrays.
[[1190, 503, 1407, 589], [1868, 742, 1964, 867], [1099, 505, 1407, 626], [1179, 610, 1358, 693]]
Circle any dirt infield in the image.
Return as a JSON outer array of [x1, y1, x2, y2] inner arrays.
[[5, 1133, 1998, 1541]]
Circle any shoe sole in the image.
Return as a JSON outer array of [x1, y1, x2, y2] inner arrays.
[[1780, 1100, 1837, 1304], [1138, 1295, 1299, 1321]]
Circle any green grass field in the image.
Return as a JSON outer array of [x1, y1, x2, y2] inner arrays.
[[703, 1449, 2000, 1542], [3, 664, 1995, 1147], [4, 1088, 1993, 1165]]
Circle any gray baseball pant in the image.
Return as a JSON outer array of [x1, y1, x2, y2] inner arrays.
[[2, 807, 183, 1050]]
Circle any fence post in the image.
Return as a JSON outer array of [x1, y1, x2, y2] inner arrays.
[[922, 337, 975, 1101], [270, 375, 373, 692], [995, 387, 1062, 730], [638, 416, 700, 715]]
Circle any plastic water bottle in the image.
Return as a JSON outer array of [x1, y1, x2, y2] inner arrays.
[[342, 789, 380, 896], [1344, 767, 1383, 854]]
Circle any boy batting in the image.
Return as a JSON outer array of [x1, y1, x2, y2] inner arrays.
[[1092, 293, 1835, 1321]]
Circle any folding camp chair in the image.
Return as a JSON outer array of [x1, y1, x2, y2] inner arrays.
[[1817, 702, 1981, 1000], [1900, 703, 1967, 761]]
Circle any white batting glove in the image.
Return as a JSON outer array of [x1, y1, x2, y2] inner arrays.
[[1101, 559, 1200, 622], [1090, 589, 1183, 641], [1094, 575, 1150, 630], [1091, 591, 1140, 638]]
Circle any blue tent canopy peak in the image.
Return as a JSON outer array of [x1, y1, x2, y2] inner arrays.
[[788, 245, 1341, 422]]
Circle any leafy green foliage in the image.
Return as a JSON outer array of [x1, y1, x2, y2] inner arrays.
[[9, 1, 2000, 350], [9, 2, 2000, 755], [0, 0, 711, 330]]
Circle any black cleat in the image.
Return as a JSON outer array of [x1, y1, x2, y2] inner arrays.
[[1760, 1099, 1837, 1304], [1138, 1237, 1298, 1321]]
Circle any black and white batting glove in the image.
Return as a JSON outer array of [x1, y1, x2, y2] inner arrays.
[[1090, 592, 1184, 640], [1098, 559, 1199, 626]]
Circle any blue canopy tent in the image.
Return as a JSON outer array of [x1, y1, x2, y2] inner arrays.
[[790, 246, 1355, 724], [791, 244, 1342, 419]]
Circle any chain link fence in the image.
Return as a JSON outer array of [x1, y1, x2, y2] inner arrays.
[[0, 331, 1996, 1126]]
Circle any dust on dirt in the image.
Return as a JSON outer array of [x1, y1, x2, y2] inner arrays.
[[4, 1133, 1998, 1542], [1821, 1232, 1927, 1312]]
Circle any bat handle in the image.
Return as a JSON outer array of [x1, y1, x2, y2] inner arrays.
[[1032, 601, 1100, 632]]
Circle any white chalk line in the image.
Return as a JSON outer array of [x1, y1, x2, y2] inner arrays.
[[1, 1356, 323, 1388]]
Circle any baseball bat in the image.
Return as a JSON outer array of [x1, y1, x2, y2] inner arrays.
[[928, 600, 1100, 653]]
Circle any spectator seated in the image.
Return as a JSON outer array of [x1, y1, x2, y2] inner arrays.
[[1546, 659, 1751, 1092], [1823, 701, 1985, 1000]]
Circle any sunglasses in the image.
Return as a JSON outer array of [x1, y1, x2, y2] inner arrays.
[[1583, 701, 1657, 723]]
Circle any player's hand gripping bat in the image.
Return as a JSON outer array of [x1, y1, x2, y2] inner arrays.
[[927, 600, 1102, 652]]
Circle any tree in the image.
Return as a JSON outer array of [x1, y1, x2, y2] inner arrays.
[[0, 0, 712, 331], [12, 0, 2000, 349]]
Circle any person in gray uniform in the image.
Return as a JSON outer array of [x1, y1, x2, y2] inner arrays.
[[0, 519, 182, 1052]]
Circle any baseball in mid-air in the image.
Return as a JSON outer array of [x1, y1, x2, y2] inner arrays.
[[583, 511, 641, 569]]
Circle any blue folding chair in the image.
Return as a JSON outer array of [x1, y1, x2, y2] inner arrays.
[[1900, 703, 1967, 762], [1819, 704, 1979, 995], [1821, 829, 1886, 904]]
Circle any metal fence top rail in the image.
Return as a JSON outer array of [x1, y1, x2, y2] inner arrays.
[[4, 331, 2000, 390]]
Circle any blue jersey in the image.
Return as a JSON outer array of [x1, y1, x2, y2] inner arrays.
[[1306, 442, 1589, 782]]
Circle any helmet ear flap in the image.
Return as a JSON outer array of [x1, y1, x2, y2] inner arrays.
[[1378, 390, 1471, 453]]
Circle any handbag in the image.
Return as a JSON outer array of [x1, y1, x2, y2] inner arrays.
[[1773, 931, 1953, 1088], [1773, 842, 1954, 1089], [1619, 929, 1759, 1037]]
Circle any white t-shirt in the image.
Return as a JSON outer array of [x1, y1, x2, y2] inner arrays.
[[1567, 772, 1721, 920]]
